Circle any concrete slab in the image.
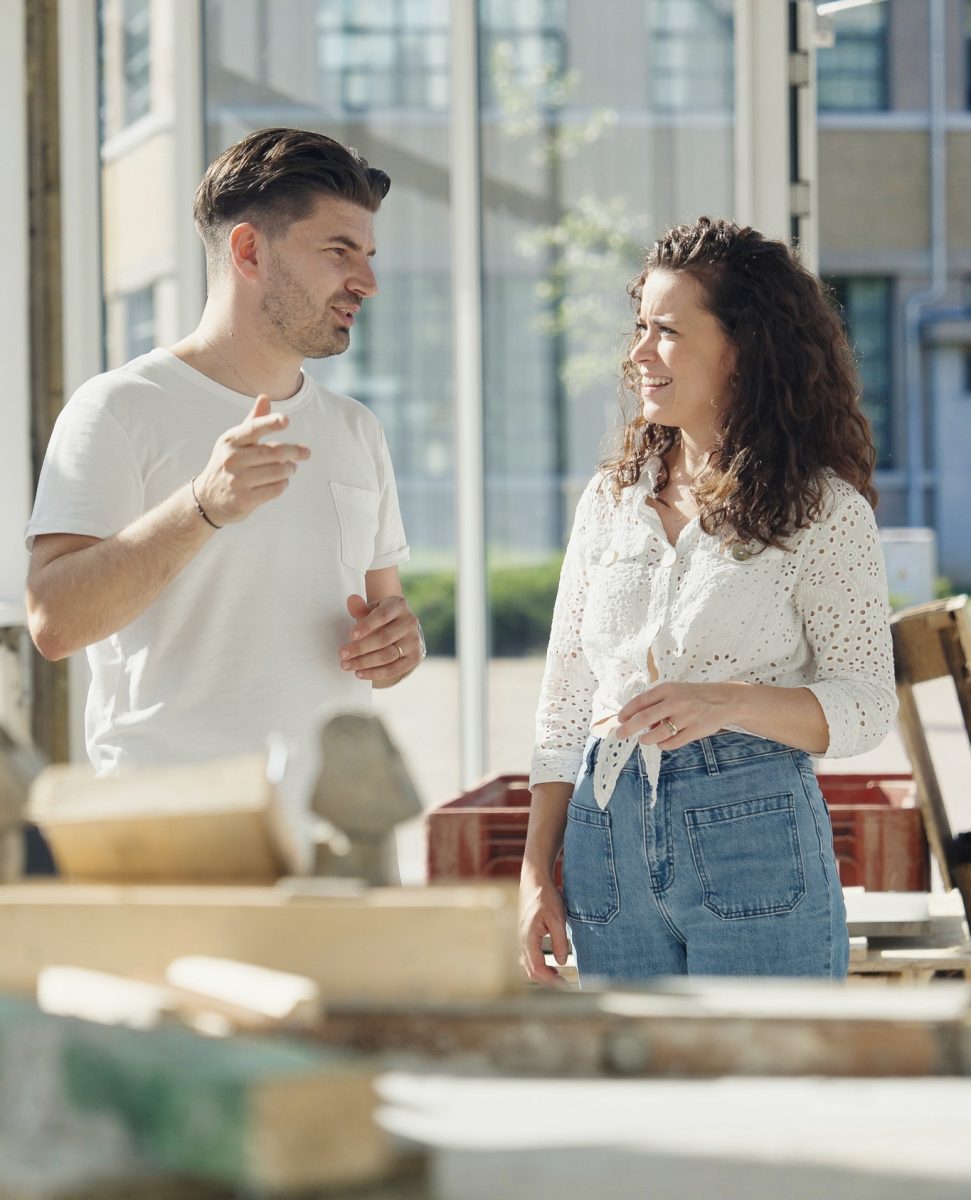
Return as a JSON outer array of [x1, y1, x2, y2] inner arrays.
[[377, 1074, 971, 1200]]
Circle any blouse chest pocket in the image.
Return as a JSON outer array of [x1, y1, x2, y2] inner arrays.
[[585, 526, 654, 570], [685, 542, 799, 645], [330, 481, 379, 574]]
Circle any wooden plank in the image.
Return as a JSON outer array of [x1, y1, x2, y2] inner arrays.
[[941, 611, 971, 743], [25, 0, 69, 766], [0, 996, 393, 1193], [28, 758, 293, 882], [0, 883, 521, 1002], [890, 595, 967, 686], [165, 957, 322, 1028], [894, 682, 955, 888], [317, 981, 971, 1078]]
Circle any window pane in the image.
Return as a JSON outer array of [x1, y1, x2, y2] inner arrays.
[[645, 0, 734, 115], [827, 277, 894, 468], [100, 0, 152, 136], [123, 285, 155, 360], [122, 0, 151, 125], [966, 0, 971, 109], [818, 5, 888, 112], [315, 3, 449, 113]]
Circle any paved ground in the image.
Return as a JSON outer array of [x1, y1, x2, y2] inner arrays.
[[377, 658, 971, 884]]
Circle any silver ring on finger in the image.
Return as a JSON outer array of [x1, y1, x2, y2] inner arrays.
[[663, 718, 679, 737]]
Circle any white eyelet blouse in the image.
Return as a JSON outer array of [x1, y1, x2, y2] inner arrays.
[[529, 461, 898, 810]]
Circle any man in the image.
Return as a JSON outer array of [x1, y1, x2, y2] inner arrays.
[[25, 128, 423, 866]]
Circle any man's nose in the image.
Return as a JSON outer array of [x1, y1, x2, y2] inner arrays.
[[350, 258, 378, 299]]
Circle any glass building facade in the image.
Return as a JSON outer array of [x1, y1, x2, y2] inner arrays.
[[93, 0, 789, 794], [200, 0, 734, 564]]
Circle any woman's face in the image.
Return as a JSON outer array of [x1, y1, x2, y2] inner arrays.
[[630, 269, 736, 448]]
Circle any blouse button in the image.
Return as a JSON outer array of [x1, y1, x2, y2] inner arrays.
[[661, 546, 677, 567], [600, 548, 619, 566]]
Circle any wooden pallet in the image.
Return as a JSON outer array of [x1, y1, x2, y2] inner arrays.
[[890, 595, 971, 914]]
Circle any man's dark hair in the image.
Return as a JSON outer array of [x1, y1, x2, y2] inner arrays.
[[193, 127, 390, 269]]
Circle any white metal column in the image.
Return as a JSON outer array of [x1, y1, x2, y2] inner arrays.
[[449, 0, 488, 786], [734, 0, 818, 259], [58, 0, 104, 760], [1, 0, 32, 615]]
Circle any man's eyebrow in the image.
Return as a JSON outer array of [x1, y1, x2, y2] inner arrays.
[[326, 233, 377, 258]]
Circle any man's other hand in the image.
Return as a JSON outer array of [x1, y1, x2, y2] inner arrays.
[[340, 593, 423, 684], [193, 395, 311, 525]]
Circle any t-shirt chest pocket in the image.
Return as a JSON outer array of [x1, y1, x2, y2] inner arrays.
[[330, 481, 379, 574]]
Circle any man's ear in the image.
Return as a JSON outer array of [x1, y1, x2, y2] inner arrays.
[[228, 221, 263, 281]]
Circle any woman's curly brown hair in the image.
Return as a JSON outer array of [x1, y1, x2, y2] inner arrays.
[[603, 217, 877, 548]]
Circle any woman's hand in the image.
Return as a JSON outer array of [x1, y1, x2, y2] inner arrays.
[[614, 680, 830, 755], [519, 866, 570, 988], [614, 681, 734, 749]]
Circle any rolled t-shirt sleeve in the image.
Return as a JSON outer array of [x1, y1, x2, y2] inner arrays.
[[26, 388, 144, 550], [369, 425, 410, 571]]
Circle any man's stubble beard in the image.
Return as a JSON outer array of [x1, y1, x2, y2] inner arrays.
[[261, 250, 350, 361]]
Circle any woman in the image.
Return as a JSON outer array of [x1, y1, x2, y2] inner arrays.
[[520, 217, 897, 985]]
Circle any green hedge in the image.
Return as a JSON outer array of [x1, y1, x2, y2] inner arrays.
[[403, 557, 564, 656]]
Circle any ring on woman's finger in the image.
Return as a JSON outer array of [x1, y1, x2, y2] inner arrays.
[[393, 642, 404, 660], [663, 717, 679, 737]]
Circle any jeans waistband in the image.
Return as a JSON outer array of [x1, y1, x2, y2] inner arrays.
[[587, 731, 808, 778]]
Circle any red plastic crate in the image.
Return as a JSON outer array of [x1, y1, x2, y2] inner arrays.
[[425, 775, 565, 883], [816, 773, 929, 892], [426, 770, 929, 892]]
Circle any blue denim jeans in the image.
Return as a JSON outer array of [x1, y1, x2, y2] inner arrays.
[[563, 733, 849, 983]]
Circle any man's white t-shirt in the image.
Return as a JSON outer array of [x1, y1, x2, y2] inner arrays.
[[26, 349, 410, 859]]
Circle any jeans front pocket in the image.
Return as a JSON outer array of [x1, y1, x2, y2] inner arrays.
[[562, 800, 620, 924], [685, 792, 806, 920]]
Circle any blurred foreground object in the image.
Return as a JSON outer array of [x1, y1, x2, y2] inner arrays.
[[29, 755, 293, 882], [312, 712, 423, 884], [0, 994, 394, 1194], [27, 713, 423, 886], [0, 723, 47, 881]]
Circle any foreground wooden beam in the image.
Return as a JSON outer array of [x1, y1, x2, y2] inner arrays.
[[0, 883, 521, 1002], [317, 980, 971, 1078]]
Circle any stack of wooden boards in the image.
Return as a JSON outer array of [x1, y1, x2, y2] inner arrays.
[[0, 880, 522, 1198], [5, 635, 971, 1199], [0, 752, 521, 1197]]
